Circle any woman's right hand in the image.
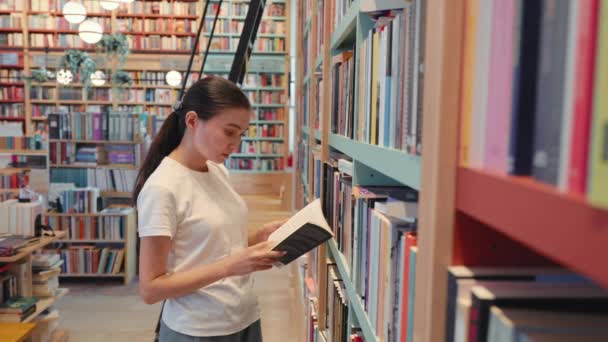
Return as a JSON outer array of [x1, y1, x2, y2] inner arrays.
[[223, 241, 286, 277]]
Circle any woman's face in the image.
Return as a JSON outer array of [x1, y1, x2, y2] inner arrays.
[[188, 107, 252, 164]]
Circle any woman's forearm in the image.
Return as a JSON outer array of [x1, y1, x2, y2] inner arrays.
[[140, 258, 231, 304]]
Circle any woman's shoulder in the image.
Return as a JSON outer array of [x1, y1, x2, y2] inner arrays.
[[208, 161, 230, 181], [144, 158, 187, 191]]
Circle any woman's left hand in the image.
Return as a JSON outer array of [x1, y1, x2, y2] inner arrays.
[[256, 219, 288, 244]]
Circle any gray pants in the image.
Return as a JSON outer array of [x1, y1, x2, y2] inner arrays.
[[159, 319, 263, 342]]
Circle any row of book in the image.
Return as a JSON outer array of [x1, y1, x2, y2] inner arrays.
[[246, 91, 286, 105], [243, 74, 285, 88], [0, 33, 23, 47], [257, 108, 285, 121], [117, 0, 198, 17], [49, 142, 141, 166], [27, 15, 91, 30], [0, 103, 23, 117], [122, 70, 199, 86], [459, 0, 608, 208], [29, 33, 100, 49], [247, 124, 284, 138], [50, 167, 137, 193], [55, 246, 125, 275], [230, 3, 286, 17], [29, 86, 55, 101], [0, 169, 27, 190], [0, 0, 23, 11], [117, 18, 196, 34], [352, 5, 424, 153], [0, 68, 23, 83], [57, 187, 100, 214], [237, 141, 284, 155], [115, 88, 177, 104], [48, 112, 142, 142], [201, 37, 286, 53], [0, 14, 21, 28], [0, 199, 43, 236], [0, 85, 24, 101], [44, 215, 127, 241], [224, 158, 285, 172], [0, 136, 45, 150], [127, 35, 194, 51]]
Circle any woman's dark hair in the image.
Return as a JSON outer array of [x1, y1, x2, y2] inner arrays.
[[132, 76, 251, 204]]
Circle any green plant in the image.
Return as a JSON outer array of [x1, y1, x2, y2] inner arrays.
[[59, 50, 97, 91], [112, 71, 133, 86], [96, 33, 130, 67], [28, 68, 53, 83]]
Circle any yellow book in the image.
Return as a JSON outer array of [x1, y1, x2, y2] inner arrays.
[[588, 0, 608, 208], [459, 0, 478, 166], [370, 30, 379, 145]]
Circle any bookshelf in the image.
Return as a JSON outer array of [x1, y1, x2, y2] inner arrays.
[[43, 208, 137, 285], [295, 0, 608, 342], [1, 0, 292, 178]]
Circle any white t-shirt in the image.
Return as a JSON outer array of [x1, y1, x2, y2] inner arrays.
[[137, 157, 259, 337]]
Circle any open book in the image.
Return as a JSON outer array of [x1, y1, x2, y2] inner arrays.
[[268, 198, 334, 265]]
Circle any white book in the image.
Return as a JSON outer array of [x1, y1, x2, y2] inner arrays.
[[268, 199, 333, 266]]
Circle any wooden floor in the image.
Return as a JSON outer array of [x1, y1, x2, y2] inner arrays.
[[55, 194, 302, 342]]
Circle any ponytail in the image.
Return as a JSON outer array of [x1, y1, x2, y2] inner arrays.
[[131, 75, 251, 205], [132, 111, 184, 204]]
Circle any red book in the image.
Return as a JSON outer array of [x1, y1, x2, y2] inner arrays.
[[568, 0, 600, 194], [400, 232, 417, 342]]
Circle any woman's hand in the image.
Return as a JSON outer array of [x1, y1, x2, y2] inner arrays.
[[223, 241, 286, 277], [254, 219, 288, 244]]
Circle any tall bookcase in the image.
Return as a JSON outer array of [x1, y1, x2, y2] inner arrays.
[[295, 0, 608, 342], [1, 0, 291, 175]]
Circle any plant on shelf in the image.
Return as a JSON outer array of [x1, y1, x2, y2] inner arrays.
[[25, 68, 54, 84], [58, 50, 97, 91], [96, 33, 130, 67], [111, 71, 133, 97]]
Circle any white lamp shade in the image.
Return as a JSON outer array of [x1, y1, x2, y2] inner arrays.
[[100, 0, 120, 10], [78, 20, 103, 44], [62, 1, 87, 24], [91, 70, 106, 86], [166, 70, 182, 87], [57, 69, 73, 85], [121, 0, 135, 3]]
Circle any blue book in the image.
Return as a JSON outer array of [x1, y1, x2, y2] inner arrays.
[[406, 246, 418, 342]]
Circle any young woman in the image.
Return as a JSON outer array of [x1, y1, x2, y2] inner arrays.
[[133, 76, 287, 342]]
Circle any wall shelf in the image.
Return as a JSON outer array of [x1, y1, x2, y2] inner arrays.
[[329, 134, 421, 190], [457, 167, 608, 287]]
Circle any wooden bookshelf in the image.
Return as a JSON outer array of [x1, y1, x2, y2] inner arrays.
[[22, 288, 69, 323], [0, 231, 66, 264], [46, 208, 137, 285]]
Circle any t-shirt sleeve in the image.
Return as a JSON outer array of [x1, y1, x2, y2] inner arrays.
[[137, 183, 178, 238]]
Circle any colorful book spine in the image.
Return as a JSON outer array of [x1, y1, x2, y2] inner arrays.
[[588, 0, 608, 208]]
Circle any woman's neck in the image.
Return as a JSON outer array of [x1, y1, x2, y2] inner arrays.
[[169, 143, 209, 172]]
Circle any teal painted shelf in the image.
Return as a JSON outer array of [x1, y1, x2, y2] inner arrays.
[[329, 133, 421, 190], [301, 126, 311, 135], [241, 137, 284, 141], [330, 2, 359, 50], [300, 172, 311, 199], [230, 153, 283, 158], [327, 240, 377, 342], [314, 129, 322, 141]]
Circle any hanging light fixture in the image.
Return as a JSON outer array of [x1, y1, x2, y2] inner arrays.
[[62, 1, 87, 24], [91, 70, 106, 86], [78, 20, 103, 44], [99, 0, 121, 10], [57, 69, 74, 85], [120, 0, 135, 3], [166, 70, 182, 87]]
